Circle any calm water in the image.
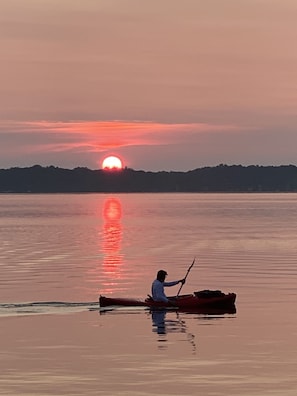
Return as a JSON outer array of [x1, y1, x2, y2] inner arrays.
[[0, 193, 297, 395]]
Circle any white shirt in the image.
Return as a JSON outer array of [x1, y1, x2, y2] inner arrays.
[[151, 279, 180, 302]]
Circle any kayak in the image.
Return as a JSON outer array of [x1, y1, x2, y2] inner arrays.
[[99, 289, 236, 313]]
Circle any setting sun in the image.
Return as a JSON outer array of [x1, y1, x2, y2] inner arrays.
[[102, 156, 123, 170]]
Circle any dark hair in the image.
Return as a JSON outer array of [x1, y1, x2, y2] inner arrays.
[[157, 270, 167, 282]]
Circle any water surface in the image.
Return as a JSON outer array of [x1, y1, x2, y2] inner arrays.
[[0, 193, 297, 395]]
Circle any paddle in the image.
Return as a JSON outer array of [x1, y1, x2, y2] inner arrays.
[[176, 257, 196, 297]]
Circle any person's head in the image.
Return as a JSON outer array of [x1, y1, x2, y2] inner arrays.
[[157, 270, 167, 282]]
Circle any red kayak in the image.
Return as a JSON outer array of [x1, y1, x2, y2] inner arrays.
[[99, 290, 236, 313]]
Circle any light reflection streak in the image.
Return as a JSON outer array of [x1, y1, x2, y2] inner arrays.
[[101, 197, 123, 292]]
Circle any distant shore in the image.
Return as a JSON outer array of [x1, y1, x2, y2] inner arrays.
[[1, 164, 297, 193]]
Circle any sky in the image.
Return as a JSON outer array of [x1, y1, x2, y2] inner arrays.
[[1, 0, 297, 171]]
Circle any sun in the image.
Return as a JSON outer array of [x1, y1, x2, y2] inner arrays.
[[102, 156, 123, 170]]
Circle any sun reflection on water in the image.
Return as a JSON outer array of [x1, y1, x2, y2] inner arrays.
[[101, 197, 124, 292]]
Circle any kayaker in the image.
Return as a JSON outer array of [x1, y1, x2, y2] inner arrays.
[[151, 270, 185, 303]]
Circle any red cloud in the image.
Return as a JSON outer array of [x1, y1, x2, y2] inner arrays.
[[1, 120, 242, 155]]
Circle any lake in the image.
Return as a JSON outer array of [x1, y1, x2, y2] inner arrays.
[[0, 193, 297, 395]]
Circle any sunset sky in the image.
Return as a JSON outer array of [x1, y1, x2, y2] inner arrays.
[[1, 0, 296, 171]]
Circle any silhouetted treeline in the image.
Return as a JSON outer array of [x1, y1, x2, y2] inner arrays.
[[0, 164, 297, 193]]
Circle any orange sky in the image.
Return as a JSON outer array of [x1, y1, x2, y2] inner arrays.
[[0, 0, 297, 171]]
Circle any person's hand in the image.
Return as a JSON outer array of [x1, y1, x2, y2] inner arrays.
[[180, 278, 186, 285]]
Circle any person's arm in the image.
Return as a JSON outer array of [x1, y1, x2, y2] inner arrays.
[[164, 279, 185, 287]]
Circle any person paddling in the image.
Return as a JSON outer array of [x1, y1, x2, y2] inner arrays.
[[151, 270, 185, 303]]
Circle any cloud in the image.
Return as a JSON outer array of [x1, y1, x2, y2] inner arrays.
[[1, 120, 241, 154]]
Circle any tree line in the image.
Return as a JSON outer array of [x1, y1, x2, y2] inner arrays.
[[0, 164, 297, 193]]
